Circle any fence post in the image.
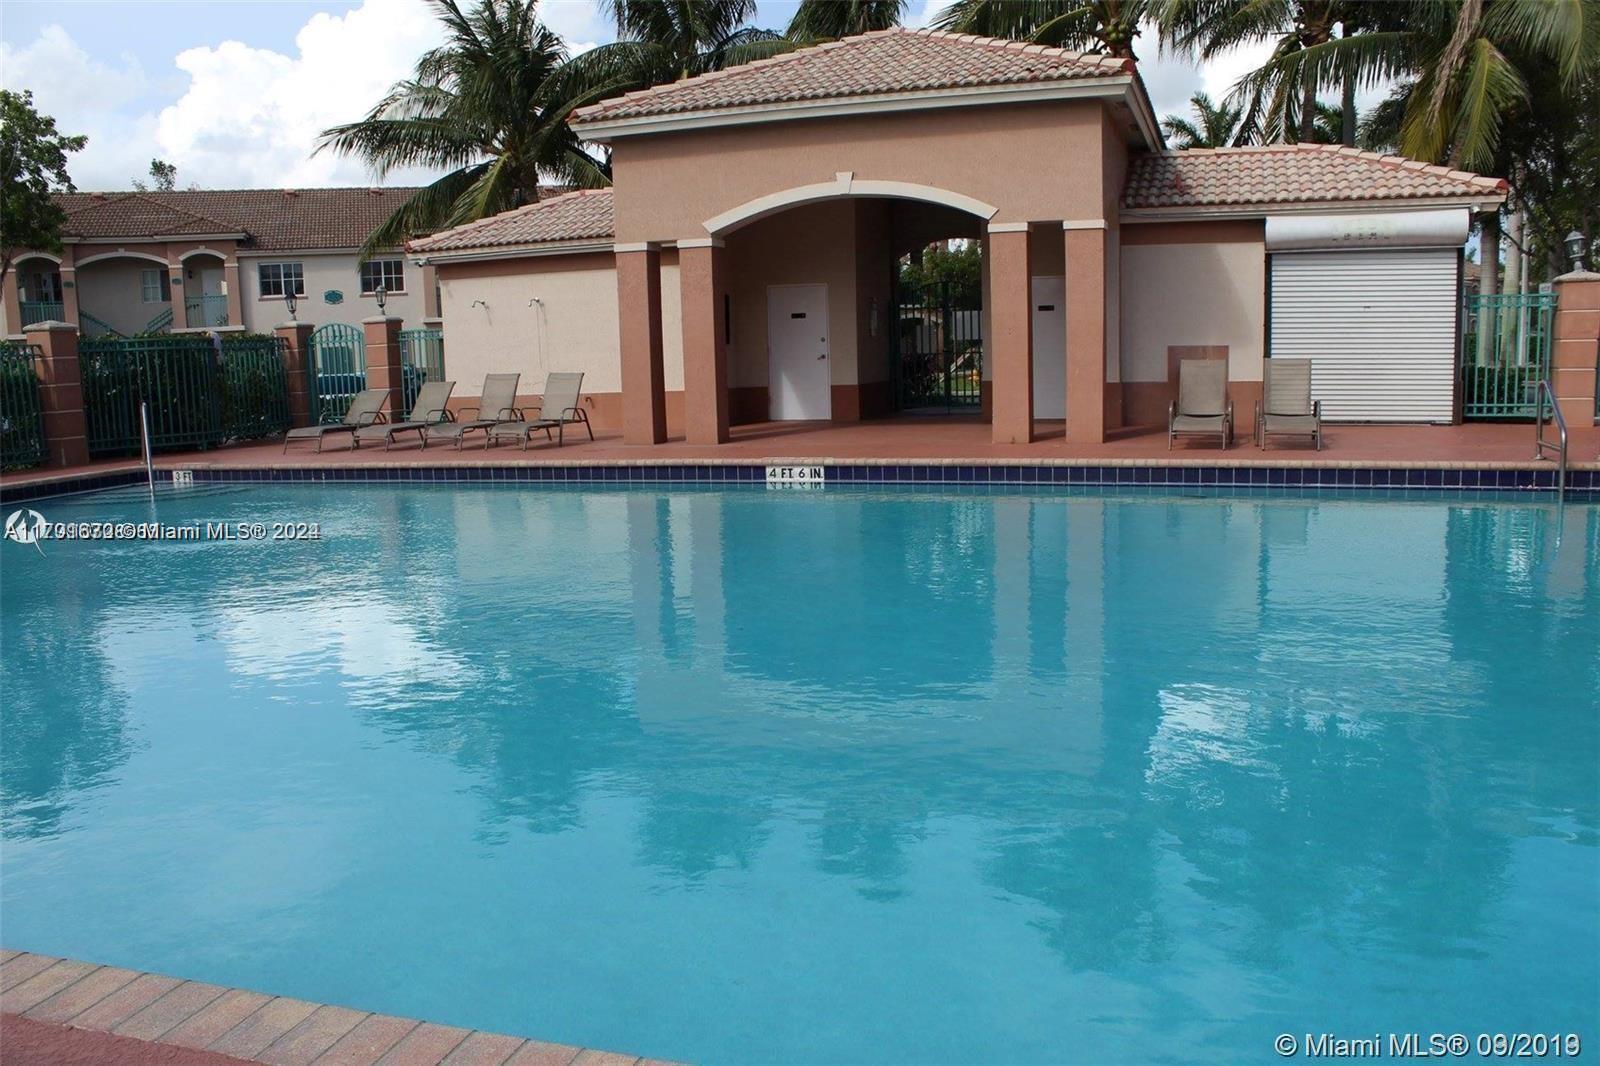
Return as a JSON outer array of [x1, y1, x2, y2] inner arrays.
[[364, 315, 405, 421], [1551, 271, 1600, 427], [275, 321, 315, 428], [25, 321, 89, 468]]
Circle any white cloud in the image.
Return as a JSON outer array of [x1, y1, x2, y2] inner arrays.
[[155, 0, 447, 188], [0, 24, 157, 189]]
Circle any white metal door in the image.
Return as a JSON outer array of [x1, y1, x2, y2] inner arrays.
[[1269, 249, 1459, 422], [767, 284, 831, 420], [1030, 276, 1066, 420]]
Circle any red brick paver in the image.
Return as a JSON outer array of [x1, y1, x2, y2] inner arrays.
[[0, 959, 99, 1014], [22, 964, 139, 1023], [206, 997, 320, 1059], [258, 1003, 368, 1065], [315, 1013, 420, 1066], [111, 980, 225, 1040], [161, 989, 275, 1051], [374, 1022, 472, 1065]]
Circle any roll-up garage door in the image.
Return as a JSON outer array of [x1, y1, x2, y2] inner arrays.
[[1266, 210, 1466, 423]]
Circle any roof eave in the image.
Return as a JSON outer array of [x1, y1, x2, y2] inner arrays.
[[574, 76, 1139, 143], [1119, 193, 1507, 222], [64, 232, 249, 244], [410, 239, 615, 265]]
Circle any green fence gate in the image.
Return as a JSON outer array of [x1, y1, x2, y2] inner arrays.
[[399, 327, 445, 415], [894, 280, 983, 411], [1459, 292, 1557, 419], [0, 341, 46, 470], [80, 334, 291, 456], [308, 322, 367, 424]]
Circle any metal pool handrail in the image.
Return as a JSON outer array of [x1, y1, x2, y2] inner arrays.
[[1532, 378, 1567, 500]]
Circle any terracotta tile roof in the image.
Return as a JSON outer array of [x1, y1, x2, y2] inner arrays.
[[56, 188, 426, 250], [573, 27, 1131, 126], [1124, 145, 1508, 210], [407, 190, 615, 254]]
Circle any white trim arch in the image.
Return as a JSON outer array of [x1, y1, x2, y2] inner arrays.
[[179, 248, 228, 263], [14, 251, 64, 266], [75, 250, 171, 268], [702, 172, 999, 236]]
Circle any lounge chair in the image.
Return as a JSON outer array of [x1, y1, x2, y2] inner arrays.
[[355, 381, 456, 451], [487, 372, 594, 449], [282, 389, 388, 453], [1168, 359, 1233, 450], [426, 373, 521, 450], [1256, 358, 1322, 450]]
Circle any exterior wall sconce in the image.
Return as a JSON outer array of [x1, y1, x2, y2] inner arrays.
[[285, 284, 298, 322], [375, 284, 388, 313]]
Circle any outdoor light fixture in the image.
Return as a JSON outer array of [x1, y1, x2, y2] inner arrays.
[[1565, 230, 1589, 272], [375, 284, 388, 313], [284, 284, 298, 322]]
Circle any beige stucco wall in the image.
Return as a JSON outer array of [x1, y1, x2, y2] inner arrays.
[[1119, 234, 1266, 383], [610, 100, 1113, 241], [76, 256, 168, 335], [438, 252, 623, 397], [238, 251, 425, 333]]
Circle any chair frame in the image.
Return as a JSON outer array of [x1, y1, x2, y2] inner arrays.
[[1167, 361, 1234, 451]]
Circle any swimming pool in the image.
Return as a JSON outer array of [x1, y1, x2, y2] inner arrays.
[[3, 483, 1596, 1063]]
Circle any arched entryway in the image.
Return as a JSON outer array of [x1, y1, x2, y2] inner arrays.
[[14, 255, 65, 328], [179, 252, 229, 328], [74, 251, 173, 336]]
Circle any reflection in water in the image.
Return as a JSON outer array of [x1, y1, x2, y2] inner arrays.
[[1, 487, 1596, 1064]]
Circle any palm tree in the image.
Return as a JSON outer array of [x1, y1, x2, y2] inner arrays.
[[1158, 0, 1399, 144], [602, 0, 793, 83], [788, 0, 906, 40], [319, 0, 634, 257], [933, 0, 1150, 59], [1161, 91, 1245, 147]]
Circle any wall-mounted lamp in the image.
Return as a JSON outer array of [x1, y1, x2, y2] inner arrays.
[[375, 284, 388, 314], [1565, 230, 1590, 273], [285, 284, 298, 322], [471, 299, 489, 310]]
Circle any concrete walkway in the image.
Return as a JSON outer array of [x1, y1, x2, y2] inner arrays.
[[0, 950, 675, 1066]]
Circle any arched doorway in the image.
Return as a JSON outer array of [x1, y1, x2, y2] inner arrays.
[[180, 252, 229, 328], [15, 256, 64, 328], [75, 252, 172, 336]]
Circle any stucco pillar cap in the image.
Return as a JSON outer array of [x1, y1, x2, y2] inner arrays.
[[1552, 269, 1600, 283], [362, 315, 405, 325], [275, 321, 313, 331], [21, 320, 79, 333]]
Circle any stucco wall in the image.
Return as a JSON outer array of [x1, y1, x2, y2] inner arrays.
[[438, 252, 623, 398], [609, 99, 1110, 241], [1119, 223, 1266, 384], [238, 252, 425, 333], [76, 256, 167, 335]]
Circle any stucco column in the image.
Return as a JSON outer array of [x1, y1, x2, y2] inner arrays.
[[421, 262, 441, 320], [224, 257, 244, 329], [26, 321, 89, 468], [1065, 222, 1109, 444], [987, 224, 1033, 445], [276, 322, 315, 427], [1550, 271, 1599, 427], [679, 239, 729, 444], [363, 315, 406, 421], [617, 243, 667, 444], [59, 245, 79, 328], [2, 265, 21, 335]]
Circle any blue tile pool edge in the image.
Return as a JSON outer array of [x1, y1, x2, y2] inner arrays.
[[4, 463, 1596, 504]]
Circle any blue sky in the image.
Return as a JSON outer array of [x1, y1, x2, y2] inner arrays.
[[0, 0, 1266, 192]]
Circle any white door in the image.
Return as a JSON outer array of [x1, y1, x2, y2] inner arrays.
[[1031, 276, 1066, 420], [1270, 249, 1459, 422], [767, 284, 831, 421]]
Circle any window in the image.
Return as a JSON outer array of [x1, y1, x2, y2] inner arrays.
[[140, 269, 170, 303], [359, 259, 405, 294], [258, 262, 305, 299]]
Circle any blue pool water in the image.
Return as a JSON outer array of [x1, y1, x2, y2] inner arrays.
[[2, 484, 1596, 1064]]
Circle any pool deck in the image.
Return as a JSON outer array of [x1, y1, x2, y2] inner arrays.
[[3, 418, 1597, 494], [0, 950, 674, 1066]]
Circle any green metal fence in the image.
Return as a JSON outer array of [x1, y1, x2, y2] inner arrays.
[[219, 335, 291, 441], [895, 280, 983, 410], [0, 341, 46, 470], [81, 334, 290, 455], [19, 301, 63, 327], [399, 327, 445, 414], [308, 322, 367, 424], [1459, 291, 1557, 419]]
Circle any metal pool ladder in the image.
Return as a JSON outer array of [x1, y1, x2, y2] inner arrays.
[[1532, 379, 1568, 500]]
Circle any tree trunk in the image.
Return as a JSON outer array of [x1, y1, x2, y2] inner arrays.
[[1473, 210, 1501, 367], [1299, 79, 1316, 143], [1341, 73, 1356, 146]]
